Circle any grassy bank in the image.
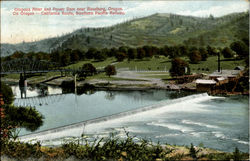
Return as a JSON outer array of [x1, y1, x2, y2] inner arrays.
[[1, 134, 248, 161]]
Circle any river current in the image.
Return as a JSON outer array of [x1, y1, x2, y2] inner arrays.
[[11, 85, 249, 152]]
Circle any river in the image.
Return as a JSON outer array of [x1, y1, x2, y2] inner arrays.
[[11, 85, 249, 152]]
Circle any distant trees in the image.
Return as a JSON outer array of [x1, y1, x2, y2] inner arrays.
[[105, 65, 116, 77], [50, 51, 60, 62], [60, 53, 70, 66], [11, 51, 25, 59], [137, 47, 145, 59], [207, 45, 218, 56], [179, 45, 188, 56], [93, 51, 106, 62], [6, 42, 242, 70], [169, 57, 189, 77], [86, 36, 90, 44], [199, 47, 208, 61], [118, 46, 128, 55], [230, 41, 248, 58], [86, 48, 97, 59], [222, 47, 233, 58], [115, 52, 127, 61], [189, 50, 202, 64], [143, 45, 153, 58], [82, 63, 96, 76], [127, 48, 137, 60]]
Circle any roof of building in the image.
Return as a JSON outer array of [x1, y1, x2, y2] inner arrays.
[[209, 70, 241, 78], [234, 66, 245, 70], [196, 79, 216, 84], [216, 77, 228, 81]]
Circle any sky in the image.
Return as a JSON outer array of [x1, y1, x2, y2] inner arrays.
[[1, 0, 249, 44]]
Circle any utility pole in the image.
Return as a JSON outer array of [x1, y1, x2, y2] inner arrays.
[[217, 51, 220, 72]]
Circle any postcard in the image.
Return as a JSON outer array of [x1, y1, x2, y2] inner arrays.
[[1, 1, 249, 160]]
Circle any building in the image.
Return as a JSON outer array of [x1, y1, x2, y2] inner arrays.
[[209, 69, 243, 81], [196, 79, 216, 92], [234, 66, 245, 71], [215, 77, 229, 85], [196, 67, 245, 93]]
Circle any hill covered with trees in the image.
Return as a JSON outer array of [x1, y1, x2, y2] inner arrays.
[[1, 12, 249, 57]]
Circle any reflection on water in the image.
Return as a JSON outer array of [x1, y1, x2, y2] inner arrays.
[[12, 85, 63, 107]]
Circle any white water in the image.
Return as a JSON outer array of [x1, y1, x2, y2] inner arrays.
[[20, 93, 213, 142], [17, 91, 249, 153]]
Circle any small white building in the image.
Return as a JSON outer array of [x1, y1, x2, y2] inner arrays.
[[196, 79, 217, 92]]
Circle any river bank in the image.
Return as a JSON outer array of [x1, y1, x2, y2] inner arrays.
[[1, 138, 248, 161], [2, 75, 248, 97]]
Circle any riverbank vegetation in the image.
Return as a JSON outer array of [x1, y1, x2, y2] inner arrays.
[[0, 82, 43, 140], [1, 133, 249, 161]]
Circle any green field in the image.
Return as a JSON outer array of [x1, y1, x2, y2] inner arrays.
[[2, 56, 244, 82], [66, 57, 116, 69], [114, 56, 244, 74], [115, 56, 171, 71]]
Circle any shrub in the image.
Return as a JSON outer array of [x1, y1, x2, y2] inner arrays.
[[0, 81, 14, 105], [105, 65, 116, 77], [233, 147, 241, 161], [189, 143, 197, 159]]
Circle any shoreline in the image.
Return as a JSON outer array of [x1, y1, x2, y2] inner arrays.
[[2, 77, 248, 96]]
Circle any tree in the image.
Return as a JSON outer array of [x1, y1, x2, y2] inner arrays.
[[119, 46, 128, 55], [108, 48, 117, 57], [127, 48, 137, 60], [209, 14, 214, 20], [169, 57, 189, 77], [1, 82, 43, 140], [0, 82, 14, 105], [179, 45, 188, 56], [50, 51, 60, 63], [11, 51, 24, 59], [221, 47, 233, 58], [70, 50, 80, 62], [94, 51, 106, 61], [60, 53, 70, 66], [199, 47, 208, 61], [82, 63, 96, 76], [241, 37, 249, 46], [115, 52, 127, 62], [143, 45, 153, 58], [86, 48, 97, 59], [86, 36, 90, 44], [207, 45, 217, 56], [168, 46, 179, 59], [137, 47, 145, 59], [189, 50, 202, 64], [230, 41, 248, 58], [105, 65, 116, 77], [3, 105, 43, 132]]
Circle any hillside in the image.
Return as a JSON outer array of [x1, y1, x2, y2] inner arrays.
[[1, 12, 249, 57]]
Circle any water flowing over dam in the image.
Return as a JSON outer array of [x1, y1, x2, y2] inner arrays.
[[15, 88, 248, 153]]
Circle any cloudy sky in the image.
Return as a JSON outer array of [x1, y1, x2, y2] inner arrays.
[[1, 0, 249, 44]]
